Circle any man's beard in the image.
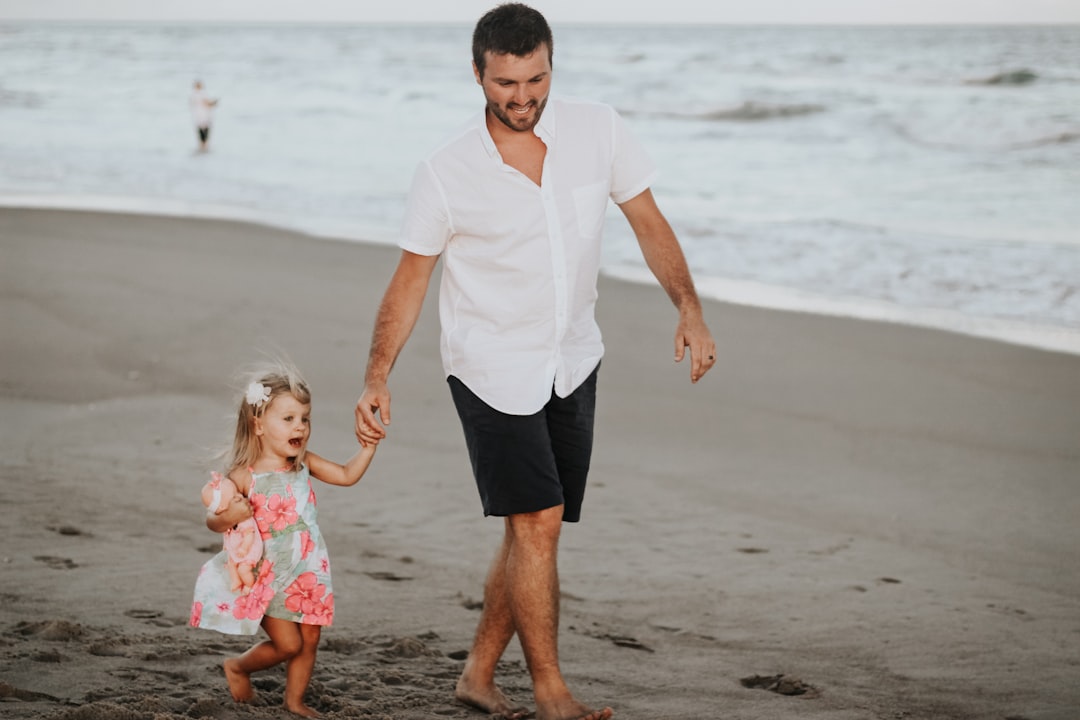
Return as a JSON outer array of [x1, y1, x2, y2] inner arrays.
[[487, 94, 548, 133]]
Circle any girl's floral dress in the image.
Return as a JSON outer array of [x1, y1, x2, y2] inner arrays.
[[190, 464, 334, 635]]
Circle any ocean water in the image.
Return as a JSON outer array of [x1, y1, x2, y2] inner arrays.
[[2, 22, 1079, 353]]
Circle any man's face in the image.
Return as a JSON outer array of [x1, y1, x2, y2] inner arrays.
[[474, 44, 552, 134]]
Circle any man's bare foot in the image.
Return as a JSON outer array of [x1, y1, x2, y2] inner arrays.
[[223, 658, 254, 702], [536, 696, 613, 720], [455, 676, 532, 719], [283, 700, 321, 718]]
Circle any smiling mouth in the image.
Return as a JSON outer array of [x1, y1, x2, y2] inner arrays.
[[289, 438, 303, 449]]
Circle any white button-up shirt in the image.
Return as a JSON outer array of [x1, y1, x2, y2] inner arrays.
[[400, 96, 656, 415]]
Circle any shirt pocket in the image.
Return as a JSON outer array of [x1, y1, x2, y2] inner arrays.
[[572, 181, 611, 239]]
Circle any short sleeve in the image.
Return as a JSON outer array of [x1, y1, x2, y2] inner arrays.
[[609, 108, 657, 205], [399, 160, 452, 256]]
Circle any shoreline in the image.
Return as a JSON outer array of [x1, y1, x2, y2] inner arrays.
[[3, 193, 1078, 358]]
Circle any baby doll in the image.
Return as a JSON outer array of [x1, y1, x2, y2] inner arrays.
[[201, 472, 263, 594]]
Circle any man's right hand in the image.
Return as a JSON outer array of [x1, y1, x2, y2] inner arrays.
[[356, 382, 390, 446]]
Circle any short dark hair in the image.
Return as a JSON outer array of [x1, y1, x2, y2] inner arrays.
[[472, 3, 553, 78]]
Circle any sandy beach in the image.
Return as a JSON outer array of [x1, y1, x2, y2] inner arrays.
[[2, 207, 1079, 720]]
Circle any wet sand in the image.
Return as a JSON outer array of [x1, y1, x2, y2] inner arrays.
[[2, 207, 1079, 719]]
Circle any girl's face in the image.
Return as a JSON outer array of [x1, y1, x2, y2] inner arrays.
[[253, 393, 311, 463]]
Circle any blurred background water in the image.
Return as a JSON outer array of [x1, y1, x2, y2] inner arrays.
[[1, 22, 1078, 352]]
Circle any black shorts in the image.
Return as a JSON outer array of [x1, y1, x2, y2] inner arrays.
[[448, 365, 599, 523], [197, 126, 210, 142]]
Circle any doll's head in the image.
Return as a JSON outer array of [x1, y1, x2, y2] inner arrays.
[[202, 471, 239, 512], [226, 361, 312, 473]]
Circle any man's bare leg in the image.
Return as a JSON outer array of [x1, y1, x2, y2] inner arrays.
[[456, 523, 530, 719], [506, 506, 613, 720]]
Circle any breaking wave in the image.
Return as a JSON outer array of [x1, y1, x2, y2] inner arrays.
[[631, 101, 827, 123]]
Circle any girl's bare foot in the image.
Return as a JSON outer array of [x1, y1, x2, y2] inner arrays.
[[223, 658, 254, 702]]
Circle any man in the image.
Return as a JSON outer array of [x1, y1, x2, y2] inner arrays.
[[189, 80, 218, 152], [355, 5, 716, 719]]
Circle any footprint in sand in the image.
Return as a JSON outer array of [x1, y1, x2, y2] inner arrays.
[[124, 609, 164, 619], [123, 608, 174, 627], [48, 525, 90, 537], [741, 673, 820, 698], [604, 634, 654, 652], [31, 649, 65, 663], [459, 594, 484, 611], [34, 555, 78, 570], [573, 624, 655, 653], [321, 637, 365, 654], [364, 570, 413, 582], [380, 636, 440, 659], [88, 639, 129, 657], [14, 620, 85, 640], [0, 682, 62, 702]]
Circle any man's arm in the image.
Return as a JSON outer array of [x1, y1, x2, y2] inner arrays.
[[618, 188, 716, 383], [355, 249, 440, 443]]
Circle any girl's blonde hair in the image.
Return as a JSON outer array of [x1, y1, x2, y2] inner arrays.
[[225, 360, 312, 474]]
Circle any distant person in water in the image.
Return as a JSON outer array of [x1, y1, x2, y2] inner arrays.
[[189, 80, 219, 153]]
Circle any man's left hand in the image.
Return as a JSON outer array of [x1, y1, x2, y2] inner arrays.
[[674, 314, 716, 383]]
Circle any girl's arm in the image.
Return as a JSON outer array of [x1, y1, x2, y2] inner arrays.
[[306, 445, 377, 487], [205, 493, 252, 533]]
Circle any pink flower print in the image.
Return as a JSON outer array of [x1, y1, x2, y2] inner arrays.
[[254, 559, 275, 588], [320, 557, 330, 574], [299, 530, 315, 560], [303, 592, 334, 626], [190, 602, 203, 627], [309, 483, 317, 507], [255, 493, 298, 535], [217, 601, 231, 613], [232, 564, 274, 620], [233, 584, 273, 620], [249, 492, 269, 538], [284, 572, 328, 617]]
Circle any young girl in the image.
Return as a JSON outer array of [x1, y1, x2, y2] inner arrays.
[[190, 362, 376, 717]]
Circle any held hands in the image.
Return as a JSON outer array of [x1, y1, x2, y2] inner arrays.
[[674, 312, 717, 383], [355, 381, 390, 447]]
